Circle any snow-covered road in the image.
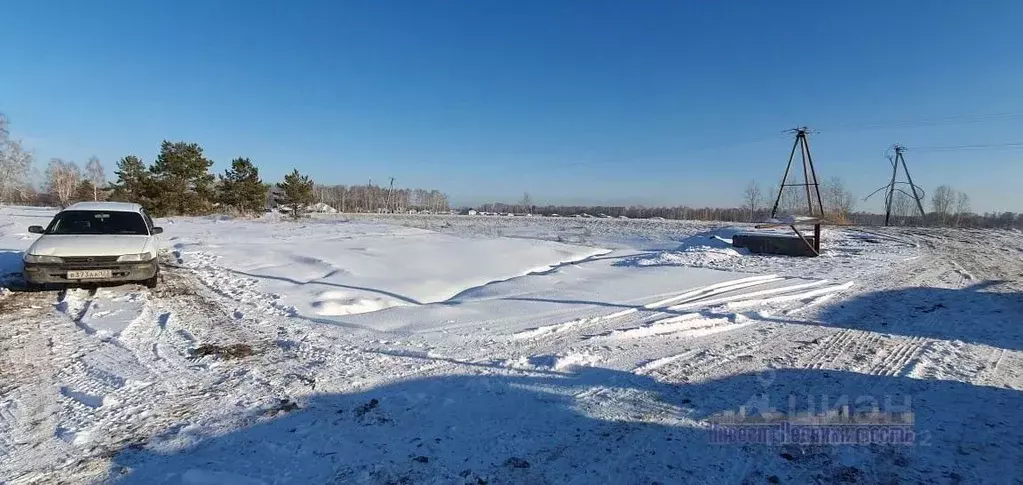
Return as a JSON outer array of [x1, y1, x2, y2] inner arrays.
[[2, 209, 1021, 484]]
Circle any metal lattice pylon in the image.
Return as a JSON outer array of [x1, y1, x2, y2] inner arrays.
[[770, 127, 825, 219]]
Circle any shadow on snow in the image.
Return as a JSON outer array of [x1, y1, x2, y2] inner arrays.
[[816, 281, 1023, 351], [107, 365, 1021, 484]]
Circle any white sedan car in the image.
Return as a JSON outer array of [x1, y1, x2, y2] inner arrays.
[[22, 202, 163, 289]]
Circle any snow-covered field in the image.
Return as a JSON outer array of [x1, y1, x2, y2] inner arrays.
[[2, 207, 1022, 484]]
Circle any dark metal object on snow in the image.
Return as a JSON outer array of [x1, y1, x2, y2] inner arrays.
[[733, 227, 820, 257]]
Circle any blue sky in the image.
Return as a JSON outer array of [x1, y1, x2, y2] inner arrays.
[[1, 1, 1021, 212]]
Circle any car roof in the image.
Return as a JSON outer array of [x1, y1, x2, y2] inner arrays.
[[63, 201, 144, 213]]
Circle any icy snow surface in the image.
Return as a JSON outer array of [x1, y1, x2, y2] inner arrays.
[[2, 207, 1022, 484]]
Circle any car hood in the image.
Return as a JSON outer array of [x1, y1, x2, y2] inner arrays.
[[27, 235, 152, 257]]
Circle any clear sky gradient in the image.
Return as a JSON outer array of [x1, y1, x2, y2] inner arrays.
[[2, 1, 1021, 212]]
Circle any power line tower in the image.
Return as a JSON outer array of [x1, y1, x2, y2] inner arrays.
[[864, 144, 926, 226], [770, 127, 824, 219]]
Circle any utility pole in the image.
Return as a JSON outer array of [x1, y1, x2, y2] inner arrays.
[[867, 145, 927, 226], [770, 127, 824, 219]]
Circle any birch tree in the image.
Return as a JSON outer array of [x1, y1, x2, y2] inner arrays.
[[954, 191, 971, 227], [0, 113, 34, 203], [84, 156, 105, 201], [742, 180, 761, 222], [46, 159, 81, 207], [890, 191, 911, 225], [931, 185, 955, 225], [822, 177, 855, 223]]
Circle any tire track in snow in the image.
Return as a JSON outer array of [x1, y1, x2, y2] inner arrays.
[[863, 336, 931, 377], [800, 329, 857, 370], [587, 313, 753, 343], [47, 286, 167, 450], [512, 275, 793, 341], [672, 280, 839, 312], [627, 324, 813, 384], [55, 288, 98, 333], [638, 347, 746, 383], [510, 276, 853, 384], [0, 287, 117, 479], [20, 264, 326, 480], [634, 349, 704, 375], [0, 291, 64, 476]]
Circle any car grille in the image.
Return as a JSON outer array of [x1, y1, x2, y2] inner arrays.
[[61, 256, 121, 268], [63, 256, 120, 263]]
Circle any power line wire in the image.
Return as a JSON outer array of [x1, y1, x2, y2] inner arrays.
[[907, 142, 1023, 152], [550, 115, 1023, 169], [816, 110, 1023, 134]]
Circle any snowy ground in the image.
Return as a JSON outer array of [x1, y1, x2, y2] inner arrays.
[[1, 207, 1022, 484]]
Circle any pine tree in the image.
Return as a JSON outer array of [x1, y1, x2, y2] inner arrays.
[[149, 141, 215, 216], [217, 157, 268, 214], [109, 155, 151, 203], [277, 169, 315, 219], [74, 179, 96, 202]]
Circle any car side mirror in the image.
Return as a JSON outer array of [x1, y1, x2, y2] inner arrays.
[[152, 227, 164, 235], [28, 225, 44, 234]]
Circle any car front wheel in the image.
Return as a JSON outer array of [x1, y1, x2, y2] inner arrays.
[[142, 273, 159, 289]]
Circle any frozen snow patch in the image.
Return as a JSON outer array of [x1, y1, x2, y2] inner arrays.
[[636, 247, 743, 267], [310, 290, 398, 316], [620, 228, 749, 268]]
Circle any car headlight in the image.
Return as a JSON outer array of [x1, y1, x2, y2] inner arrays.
[[117, 252, 155, 262], [24, 254, 63, 264]]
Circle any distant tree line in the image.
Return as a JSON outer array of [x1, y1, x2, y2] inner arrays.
[[97, 141, 274, 217], [0, 112, 451, 218], [312, 184, 450, 213], [472, 180, 1021, 231], [1, 111, 1017, 227], [476, 202, 754, 222], [847, 183, 1021, 229]]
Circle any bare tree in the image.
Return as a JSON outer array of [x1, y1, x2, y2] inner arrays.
[[46, 159, 81, 207], [0, 113, 35, 203], [742, 180, 761, 222], [822, 177, 855, 223], [84, 156, 105, 201], [954, 191, 971, 227], [931, 185, 955, 225], [771, 184, 805, 216], [889, 191, 911, 225]]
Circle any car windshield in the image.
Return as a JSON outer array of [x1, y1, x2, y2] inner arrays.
[[45, 210, 150, 236]]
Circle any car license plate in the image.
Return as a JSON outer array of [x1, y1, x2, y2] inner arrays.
[[67, 269, 113, 279]]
